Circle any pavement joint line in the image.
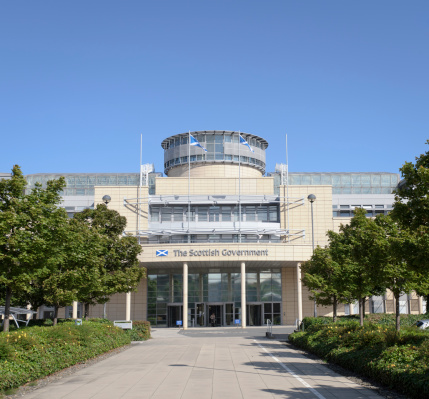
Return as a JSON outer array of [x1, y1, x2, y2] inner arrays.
[[254, 340, 326, 399]]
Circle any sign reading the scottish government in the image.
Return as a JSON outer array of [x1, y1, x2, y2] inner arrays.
[[155, 249, 269, 257]]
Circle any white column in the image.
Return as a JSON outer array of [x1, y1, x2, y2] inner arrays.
[[72, 301, 78, 319], [241, 262, 246, 328], [297, 263, 303, 323], [126, 292, 131, 321], [183, 263, 188, 330]]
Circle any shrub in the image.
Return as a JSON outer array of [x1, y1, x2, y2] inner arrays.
[[0, 320, 132, 393], [125, 320, 151, 341], [289, 316, 429, 398]]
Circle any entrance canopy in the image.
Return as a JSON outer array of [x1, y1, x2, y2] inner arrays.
[[0, 306, 37, 328]]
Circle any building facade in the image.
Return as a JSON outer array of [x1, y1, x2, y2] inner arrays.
[[23, 131, 425, 326]]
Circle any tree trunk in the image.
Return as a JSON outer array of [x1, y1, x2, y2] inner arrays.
[[3, 286, 12, 332], [359, 297, 364, 326], [53, 305, 59, 326], [333, 297, 337, 323], [362, 297, 366, 317], [84, 303, 90, 319], [395, 292, 401, 332]]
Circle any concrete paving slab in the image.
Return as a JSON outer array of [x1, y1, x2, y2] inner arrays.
[[19, 327, 385, 399]]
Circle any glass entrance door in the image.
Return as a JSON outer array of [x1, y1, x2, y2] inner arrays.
[[207, 304, 223, 327], [196, 303, 205, 326], [167, 305, 183, 327], [247, 304, 262, 326], [225, 303, 234, 326]]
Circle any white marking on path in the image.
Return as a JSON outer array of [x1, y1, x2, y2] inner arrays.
[[255, 341, 326, 399]]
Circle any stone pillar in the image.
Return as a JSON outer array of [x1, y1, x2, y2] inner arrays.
[[418, 295, 423, 314], [183, 263, 188, 330], [72, 301, 78, 319], [297, 263, 303, 324], [241, 262, 246, 328], [126, 292, 131, 321]]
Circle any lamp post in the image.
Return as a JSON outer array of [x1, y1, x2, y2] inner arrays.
[[102, 195, 111, 319], [307, 194, 317, 317], [102, 195, 111, 206]]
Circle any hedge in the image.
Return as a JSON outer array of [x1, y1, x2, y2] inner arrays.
[[289, 315, 429, 398], [0, 319, 150, 393]]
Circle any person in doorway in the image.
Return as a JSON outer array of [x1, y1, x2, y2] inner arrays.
[[210, 313, 216, 327]]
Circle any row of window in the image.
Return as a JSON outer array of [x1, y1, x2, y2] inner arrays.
[[280, 173, 399, 187], [146, 234, 281, 244], [150, 205, 279, 223], [345, 295, 426, 315], [333, 210, 391, 218], [165, 134, 266, 150], [164, 154, 265, 169]]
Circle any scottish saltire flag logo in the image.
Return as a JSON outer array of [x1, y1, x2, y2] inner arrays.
[[239, 135, 254, 152], [190, 134, 207, 152], [156, 250, 168, 257]]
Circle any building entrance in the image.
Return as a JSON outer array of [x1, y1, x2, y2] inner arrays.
[[207, 304, 222, 327], [247, 304, 262, 326], [167, 305, 183, 327]]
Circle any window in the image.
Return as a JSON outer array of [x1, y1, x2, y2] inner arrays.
[[221, 206, 231, 222], [209, 207, 220, 222], [268, 206, 278, 222], [161, 207, 172, 222], [257, 206, 268, 222], [198, 207, 208, 222], [173, 207, 184, 222], [245, 206, 256, 221], [371, 296, 384, 313]]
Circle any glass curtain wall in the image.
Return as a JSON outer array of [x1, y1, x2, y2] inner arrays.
[[147, 270, 282, 327]]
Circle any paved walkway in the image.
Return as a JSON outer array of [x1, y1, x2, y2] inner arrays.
[[22, 327, 383, 399]]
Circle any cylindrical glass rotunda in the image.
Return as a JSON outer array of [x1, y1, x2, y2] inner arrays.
[[161, 130, 268, 177]]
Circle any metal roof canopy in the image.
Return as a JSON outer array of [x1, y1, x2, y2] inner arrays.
[[0, 306, 37, 328]]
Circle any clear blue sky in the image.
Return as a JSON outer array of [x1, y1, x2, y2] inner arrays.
[[1, 1, 428, 177]]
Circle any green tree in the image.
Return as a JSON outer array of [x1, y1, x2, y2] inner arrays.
[[0, 165, 66, 331], [329, 208, 386, 326], [301, 246, 350, 322], [391, 140, 429, 230], [391, 140, 429, 306], [74, 204, 144, 318], [27, 218, 105, 325], [374, 214, 420, 331]]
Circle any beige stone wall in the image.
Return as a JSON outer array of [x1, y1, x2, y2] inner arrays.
[[167, 163, 263, 178], [94, 186, 149, 234], [279, 185, 332, 248], [89, 277, 147, 321], [332, 217, 352, 233]]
